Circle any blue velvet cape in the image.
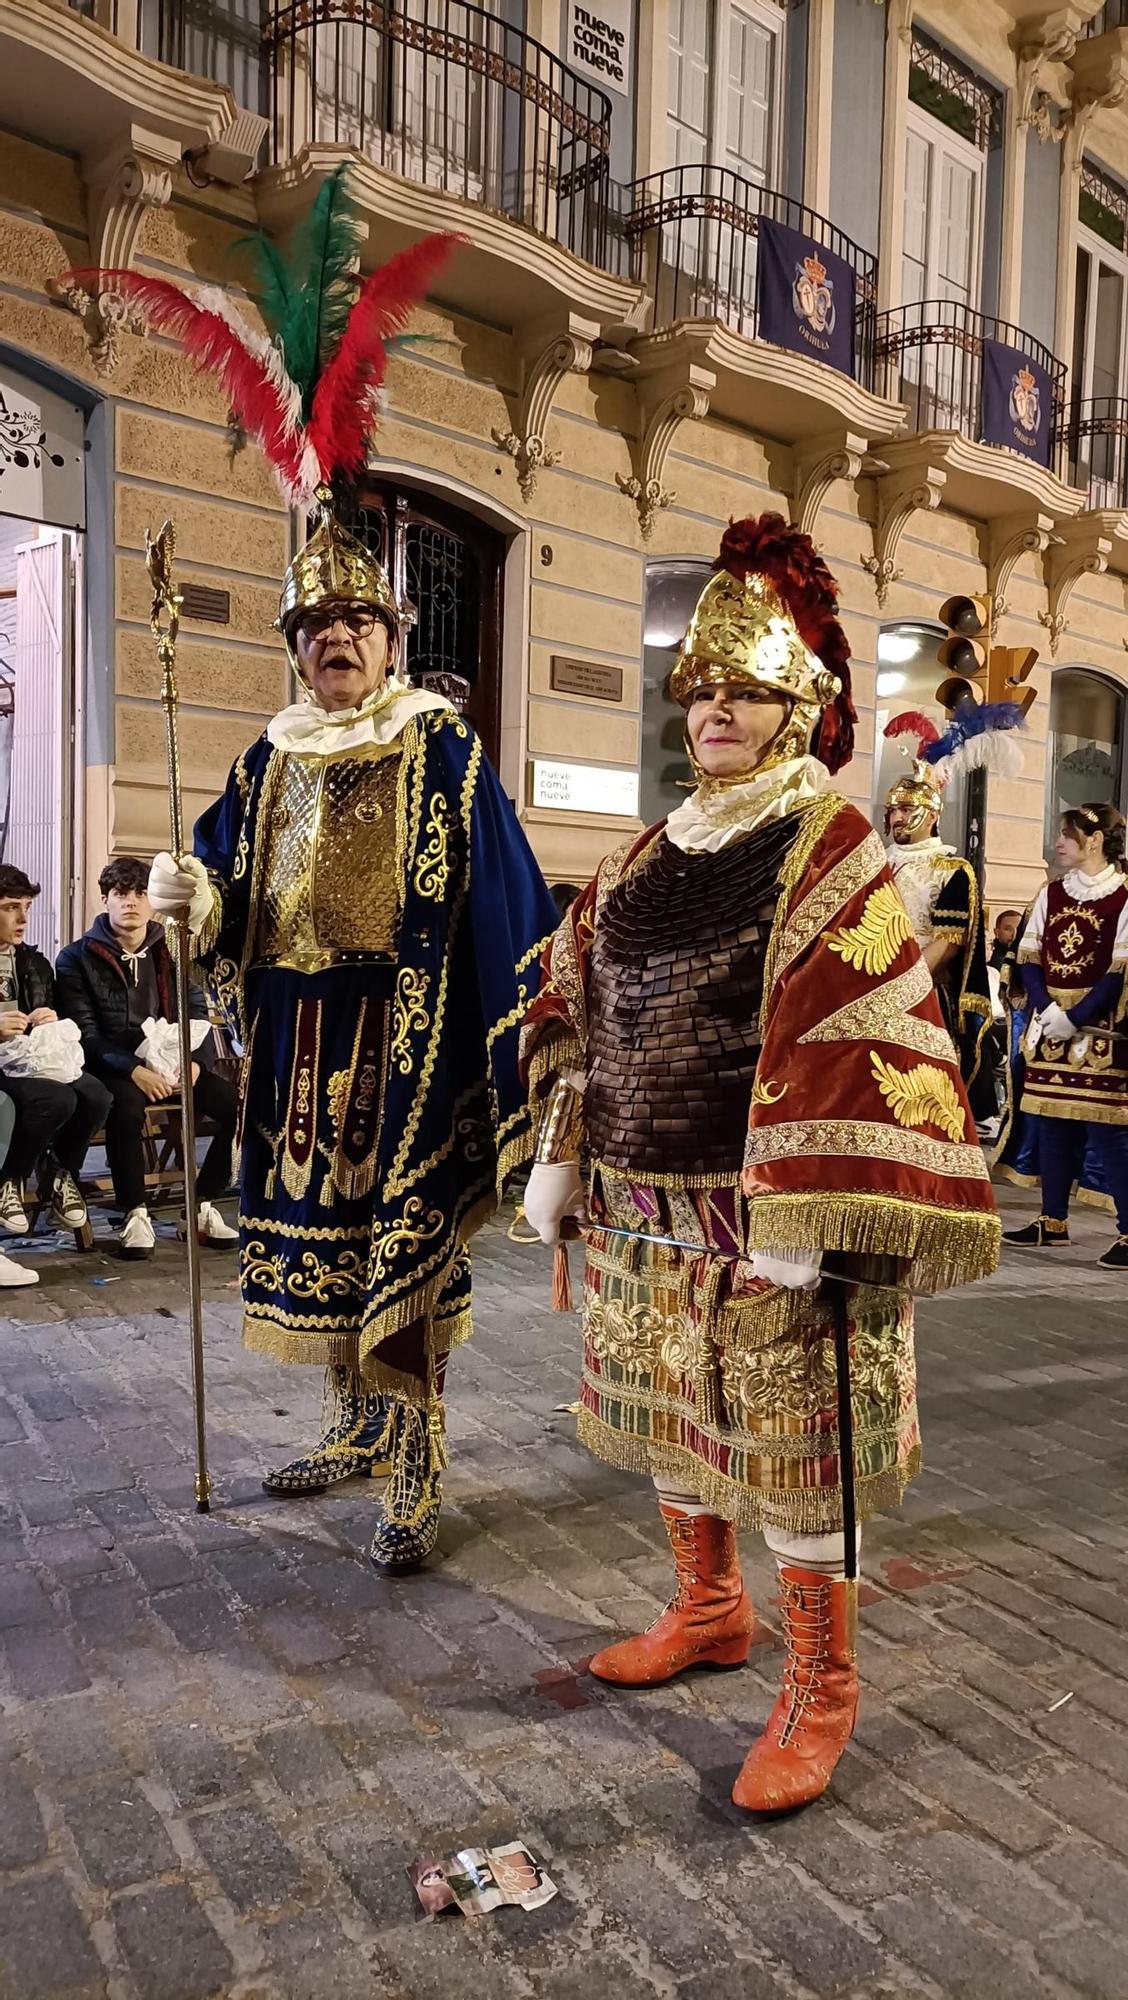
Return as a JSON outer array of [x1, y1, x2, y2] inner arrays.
[[191, 708, 558, 1381]]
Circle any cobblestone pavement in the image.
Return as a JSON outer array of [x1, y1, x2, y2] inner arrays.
[[1, 1187, 1127, 2000]]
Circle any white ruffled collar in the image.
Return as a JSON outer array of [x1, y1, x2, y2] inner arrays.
[[664, 755, 829, 854], [1061, 862, 1125, 903], [887, 835, 955, 870], [267, 675, 452, 756]]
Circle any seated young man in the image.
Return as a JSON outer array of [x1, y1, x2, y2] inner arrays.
[[0, 864, 110, 1242], [55, 857, 237, 1259]]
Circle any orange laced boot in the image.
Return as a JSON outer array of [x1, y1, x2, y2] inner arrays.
[[731, 1565, 859, 1813], [588, 1506, 757, 1688]]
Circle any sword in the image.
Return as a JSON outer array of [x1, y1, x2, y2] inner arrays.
[[570, 1218, 864, 1583], [146, 520, 211, 1514]]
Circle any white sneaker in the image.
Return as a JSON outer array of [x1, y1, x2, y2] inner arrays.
[[119, 1206, 155, 1259], [0, 1249, 37, 1288], [49, 1169, 89, 1230], [197, 1201, 238, 1245], [0, 1180, 29, 1236]]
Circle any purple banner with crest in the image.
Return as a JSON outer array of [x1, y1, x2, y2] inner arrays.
[[981, 338, 1053, 467], [756, 217, 856, 378]]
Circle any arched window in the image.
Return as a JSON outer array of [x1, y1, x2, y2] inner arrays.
[[641, 558, 711, 826], [1044, 667, 1126, 863], [871, 621, 968, 846]]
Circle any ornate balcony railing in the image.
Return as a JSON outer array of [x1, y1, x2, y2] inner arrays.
[[625, 164, 879, 390], [875, 299, 1068, 476], [263, 1, 613, 268], [67, 1, 265, 104], [1085, 2, 1128, 34], [1058, 396, 1128, 508]]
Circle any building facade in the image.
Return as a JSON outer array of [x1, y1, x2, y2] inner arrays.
[[2, 0, 1128, 951]]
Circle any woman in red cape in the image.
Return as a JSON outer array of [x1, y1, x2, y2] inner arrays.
[[521, 515, 999, 1814]]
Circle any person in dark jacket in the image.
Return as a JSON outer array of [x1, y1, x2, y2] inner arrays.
[[0, 863, 110, 1244], [55, 857, 237, 1259]]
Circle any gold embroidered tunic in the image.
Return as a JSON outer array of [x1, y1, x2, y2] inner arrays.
[[255, 747, 403, 971]]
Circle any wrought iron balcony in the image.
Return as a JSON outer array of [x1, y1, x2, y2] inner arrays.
[[263, 1, 613, 269], [1085, 2, 1128, 34], [626, 165, 879, 389], [1058, 396, 1128, 509], [875, 299, 1068, 476], [67, 1, 264, 102]]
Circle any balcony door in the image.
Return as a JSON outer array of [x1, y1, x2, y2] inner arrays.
[[1071, 168, 1128, 506], [665, 0, 783, 329], [901, 104, 984, 426], [341, 481, 504, 771]]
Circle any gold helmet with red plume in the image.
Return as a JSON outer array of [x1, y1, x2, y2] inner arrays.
[[669, 513, 856, 775]]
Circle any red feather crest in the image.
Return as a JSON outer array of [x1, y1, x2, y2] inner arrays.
[[884, 710, 940, 751], [715, 513, 856, 773]]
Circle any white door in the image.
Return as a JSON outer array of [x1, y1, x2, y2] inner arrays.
[[8, 532, 77, 963], [900, 107, 983, 428], [1074, 228, 1128, 505]]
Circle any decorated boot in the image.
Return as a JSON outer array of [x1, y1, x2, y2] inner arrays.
[[588, 1506, 757, 1687], [1003, 1215, 1069, 1247], [262, 1366, 392, 1495], [368, 1396, 446, 1574], [731, 1565, 858, 1814]]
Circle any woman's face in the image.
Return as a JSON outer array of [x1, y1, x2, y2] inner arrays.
[[685, 682, 789, 779], [1055, 821, 1101, 871]]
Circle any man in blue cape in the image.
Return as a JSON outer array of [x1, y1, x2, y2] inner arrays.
[[151, 494, 556, 1572]]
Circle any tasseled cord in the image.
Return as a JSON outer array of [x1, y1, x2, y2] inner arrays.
[[552, 1240, 573, 1312]]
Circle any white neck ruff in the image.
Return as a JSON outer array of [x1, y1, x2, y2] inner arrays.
[[1062, 862, 1125, 903], [267, 675, 452, 756], [664, 754, 830, 854]]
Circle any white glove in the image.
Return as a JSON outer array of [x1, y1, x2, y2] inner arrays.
[[522, 1161, 585, 1246], [148, 852, 214, 934], [1038, 1002, 1075, 1044], [752, 1247, 821, 1290]]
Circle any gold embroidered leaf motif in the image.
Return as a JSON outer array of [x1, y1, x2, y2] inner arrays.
[[870, 1051, 965, 1144], [826, 883, 913, 978]]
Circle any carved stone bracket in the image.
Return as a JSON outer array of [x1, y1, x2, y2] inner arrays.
[[986, 511, 1056, 622], [491, 311, 599, 501], [1015, 14, 1077, 139], [49, 125, 180, 375], [793, 430, 868, 541], [1039, 521, 1113, 655], [616, 360, 715, 539], [862, 462, 947, 607], [1065, 35, 1128, 149]]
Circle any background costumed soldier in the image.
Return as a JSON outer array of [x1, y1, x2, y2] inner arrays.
[[521, 516, 1000, 1814], [75, 175, 558, 1570]]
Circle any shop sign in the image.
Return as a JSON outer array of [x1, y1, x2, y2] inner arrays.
[[564, 1, 632, 96], [531, 756, 639, 816], [0, 368, 85, 531]]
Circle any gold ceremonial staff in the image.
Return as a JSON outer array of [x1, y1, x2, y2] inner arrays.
[[146, 520, 211, 1513]]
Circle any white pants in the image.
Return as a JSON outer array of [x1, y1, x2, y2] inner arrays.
[[653, 1476, 860, 1578]]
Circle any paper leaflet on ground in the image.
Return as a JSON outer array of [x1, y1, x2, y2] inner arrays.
[[408, 1843, 557, 1916]]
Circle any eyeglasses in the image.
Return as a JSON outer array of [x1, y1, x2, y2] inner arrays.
[[296, 604, 379, 642]]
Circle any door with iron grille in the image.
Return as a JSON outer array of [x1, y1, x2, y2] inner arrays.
[[341, 481, 504, 768]]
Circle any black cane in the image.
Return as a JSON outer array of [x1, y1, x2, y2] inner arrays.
[[829, 1276, 857, 1583]]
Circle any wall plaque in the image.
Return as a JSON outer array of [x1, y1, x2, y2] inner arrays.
[[180, 583, 231, 624], [550, 655, 624, 702], [531, 757, 639, 817]]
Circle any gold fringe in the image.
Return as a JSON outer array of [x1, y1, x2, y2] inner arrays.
[[576, 1407, 922, 1535], [243, 1315, 361, 1371], [525, 1030, 584, 1104], [743, 1192, 1000, 1294]]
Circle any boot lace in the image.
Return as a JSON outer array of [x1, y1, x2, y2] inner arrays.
[[776, 1577, 832, 1749]]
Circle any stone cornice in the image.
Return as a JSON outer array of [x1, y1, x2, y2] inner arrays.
[[643, 319, 906, 441], [0, 0, 238, 150], [876, 430, 1086, 525]]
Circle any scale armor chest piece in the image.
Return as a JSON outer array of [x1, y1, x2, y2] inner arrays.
[[585, 818, 797, 1179], [256, 748, 403, 971]]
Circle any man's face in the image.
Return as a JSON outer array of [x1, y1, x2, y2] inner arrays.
[[685, 682, 789, 780], [293, 601, 392, 713], [887, 801, 936, 846], [994, 912, 1018, 947], [0, 896, 31, 947], [105, 884, 151, 935]]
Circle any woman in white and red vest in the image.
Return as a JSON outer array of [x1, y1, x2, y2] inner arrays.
[[1003, 802, 1128, 1269]]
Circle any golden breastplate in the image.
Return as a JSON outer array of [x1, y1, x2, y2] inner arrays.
[[255, 748, 402, 971]]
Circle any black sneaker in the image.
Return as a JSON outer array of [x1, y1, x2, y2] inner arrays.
[[1003, 1218, 1069, 1247], [1098, 1237, 1128, 1270]]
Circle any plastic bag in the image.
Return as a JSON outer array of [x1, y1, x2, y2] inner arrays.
[[0, 1016, 85, 1083], [136, 1015, 211, 1086]]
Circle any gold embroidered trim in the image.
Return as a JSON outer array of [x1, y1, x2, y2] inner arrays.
[[798, 956, 952, 1062], [751, 1076, 788, 1106], [743, 1116, 989, 1181], [390, 968, 431, 1076], [764, 804, 882, 1003], [742, 1190, 999, 1291], [826, 882, 913, 977], [870, 1051, 965, 1144]]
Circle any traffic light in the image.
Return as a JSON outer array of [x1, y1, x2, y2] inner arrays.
[[935, 594, 992, 710], [986, 644, 1039, 718]]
